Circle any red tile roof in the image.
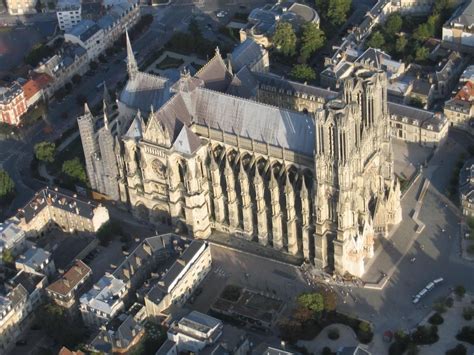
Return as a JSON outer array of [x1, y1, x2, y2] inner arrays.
[[22, 73, 53, 102], [455, 81, 474, 102], [46, 260, 91, 296]]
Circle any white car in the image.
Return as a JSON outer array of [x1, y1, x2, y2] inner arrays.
[[433, 277, 444, 284], [216, 11, 227, 17], [413, 297, 420, 304], [419, 288, 428, 296], [426, 282, 435, 290]]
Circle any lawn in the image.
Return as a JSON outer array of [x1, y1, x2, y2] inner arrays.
[[156, 56, 184, 70]]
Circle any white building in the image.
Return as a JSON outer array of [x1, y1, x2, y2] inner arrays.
[[167, 311, 223, 353], [443, 0, 474, 51], [79, 274, 127, 327], [57, 0, 82, 31], [65, 20, 105, 60], [0, 220, 26, 263], [0, 272, 47, 354], [15, 245, 56, 278], [5, 0, 36, 15], [145, 241, 212, 318]]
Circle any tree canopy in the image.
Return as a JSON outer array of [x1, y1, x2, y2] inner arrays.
[[300, 23, 326, 62], [395, 36, 408, 53], [385, 14, 403, 36], [34, 141, 56, 163], [62, 158, 87, 184], [273, 22, 297, 56], [0, 169, 15, 202], [291, 64, 316, 82], [327, 0, 352, 26], [415, 46, 429, 62], [297, 292, 324, 313], [366, 31, 385, 49]]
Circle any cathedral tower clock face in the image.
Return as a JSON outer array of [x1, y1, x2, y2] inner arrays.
[[152, 159, 166, 179]]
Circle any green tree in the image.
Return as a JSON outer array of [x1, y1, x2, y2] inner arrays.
[[327, 0, 352, 25], [2, 249, 14, 265], [273, 22, 297, 56], [300, 23, 325, 62], [38, 302, 87, 347], [367, 31, 385, 49], [386, 14, 403, 35], [291, 64, 316, 82], [34, 141, 56, 163], [415, 46, 429, 62], [0, 169, 15, 203], [297, 292, 324, 313], [455, 285, 466, 299], [315, 0, 329, 13], [62, 158, 87, 184], [414, 23, 433, 42], [395, 36, 408, 53]]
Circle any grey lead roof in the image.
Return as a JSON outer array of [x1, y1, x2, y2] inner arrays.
[[173, 125, 201, 155], [230, 39, 264, 72], [120, 72, 170, 113], [194, 87, 315, 156]]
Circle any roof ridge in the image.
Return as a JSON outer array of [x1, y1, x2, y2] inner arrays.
[[196, 86, 308, 117], [194, 50, 226, 77]]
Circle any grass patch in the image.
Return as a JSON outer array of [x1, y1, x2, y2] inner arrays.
[[155, 55, 184, 70]]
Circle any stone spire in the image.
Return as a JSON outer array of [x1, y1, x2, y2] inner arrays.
[[210, 155, 225, 224], [238, 159, 253, 236], [126, 29, 138, 80], [103, 107, 109, 130], [103, 81, 111, 106], [84, 102, 91, 116]]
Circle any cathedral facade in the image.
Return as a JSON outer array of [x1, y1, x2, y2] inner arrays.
[[78, 34, 401, 277]]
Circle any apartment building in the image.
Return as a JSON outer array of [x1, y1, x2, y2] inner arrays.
[[0, 82, 27, 126], [0, 272, 47, 354], [15, 245, 56, 278], [444, 81, 474, 129], [46, 260, 92, 309], [57, 0, 82, 31], [65, 20, 105, 60], [145, 240, 212, 318], [80, 273, 127, 327], [17, 187, 110, 237], [6, 0, 36, 15], [443, 0, 474, 51], [0, 220, 26, 263]]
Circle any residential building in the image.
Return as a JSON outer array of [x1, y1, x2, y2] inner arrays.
[[444, 81, 474, 129], [459, 158, 474, 217], [58, 347, 86, 355], [112, 234, 172, 291], [65, 20, 105, 60], [87, 304, 146, 353], [442, 0, 474, 52], [252, 344, 297, 355], [22, 73, 53, 108], [240, 2, 319, 48], [79, 273, 127, 327], [0, 82, 27, 126], [389, 103, 448, 147], [145, 241, 212, 317], [336, 345, 372, 355], [460, 64, 474, 83], [57, 0, 82, 31], [0, 272, 47, 354], [98, 0, 140, 49], [165, 311, 223, 353], [35, 43, 89, 97], [0, 220, 26, 263], [5, 0, 36, 15], [15, 245, 56, 278], [46, 260, 92, 309], [17, 187, 110, 237]]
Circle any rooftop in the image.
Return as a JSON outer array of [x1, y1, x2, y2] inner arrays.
[[0, 82, 23, 105], [445, 0, 474, 28], [46, 260, 91, 296], [16, 246, 51, 270], [67, 19, 101, 42], [19, 187, 99, 224], [57, 0, 81, 11], [0, 219, 25, 251], [80, 273, 126, 315], [22, 73, 53, 102]]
